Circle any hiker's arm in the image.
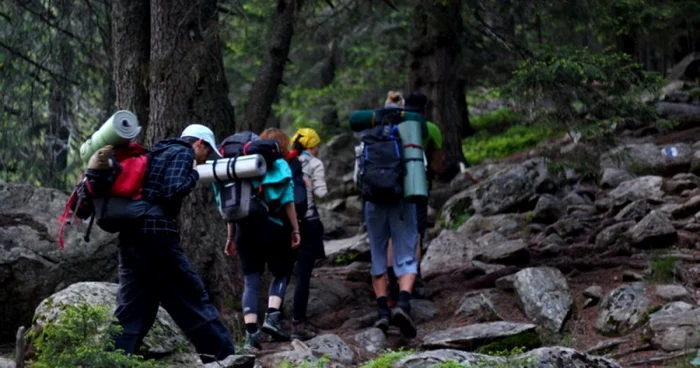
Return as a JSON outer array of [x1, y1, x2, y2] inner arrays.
[[284, 201, 301, 249], [163, 149, 199, 199], [311, 160, 328, 199], [430, 148, 444, 175]]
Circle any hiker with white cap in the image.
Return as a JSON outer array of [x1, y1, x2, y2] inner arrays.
[[109, 123, 236, 363]]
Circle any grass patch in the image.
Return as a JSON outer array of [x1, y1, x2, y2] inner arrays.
[[648, 255, 678, 283], [470, 108, 521, 133], [360, 349, 413, 368], [463, 124, 558, 165]]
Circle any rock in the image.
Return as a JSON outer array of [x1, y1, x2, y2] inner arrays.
[[323, 233, 370, 265], [655, 284, 691, 302], [306, 334, 355, 365], [532, 194, 565, 224], [395, 347, 622, 368], [0, 183, 119, 341], [596, 221, 636, 248], [601, 168, 635, 189], [30, 282, 190, 355], [622, 270, 645, 282], [283, 278, 355, 325], [319, 198, 345, 212], [596, 283, 651, 336], [672, 195, 700, 219], [422, 321, 538, 351], [663, 173, 700, 194], [411, 299, 438, 324], [608, 176, 664, 206], [471, 260, 506, 274], [458, 214, 526, 237], [440, 188, 475, 229], [495, 275, 516, 291], [650, 301, 695, 319], [650, 307, 700, 351], [563, 191, 592, 206], [545, 219, 586, 238], [656, 102, 700, 124], [666, 90, 692, 103], [421, 230, 477, 280], [202, 355, 255, 368], [318, 133, 359, 190], [475, 232, 507, 248], [584, 286, 604, 302], [345, 195, 363, 215], [567, 205, 597, 217], [260, 340, 317, 367], [0, 358, 14, 368], [313, 262, 371, 283], [353, 328, 387, 355], [600, 143, 692, 177], [471, 159, 553, 216], [454, 290, 502, 322], [340, 309, 376, 330], [473, 239, 529, 266], [615, 200, 650, 222], [627, 210, 678, 248], [513, 267, 573, 332], [318, 207, 355, 239], [584, 338, 630, 355]]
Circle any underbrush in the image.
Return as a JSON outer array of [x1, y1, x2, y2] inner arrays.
[[463, 122, 558, 165]]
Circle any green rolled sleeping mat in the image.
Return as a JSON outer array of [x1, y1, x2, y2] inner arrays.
[[349, 107, 428, 137], [79, 110, 142, 162], [398, 120, 428, 200]]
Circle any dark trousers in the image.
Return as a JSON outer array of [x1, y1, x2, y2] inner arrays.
[[112, 231, 235, 363], [289, 218, 325, 322]]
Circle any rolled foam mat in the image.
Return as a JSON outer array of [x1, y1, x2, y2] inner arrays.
[[80, 110, 141, 162], [196, 154, 267, 185]]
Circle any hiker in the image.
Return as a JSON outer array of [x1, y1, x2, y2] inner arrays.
[[359, 91, 419, 338], [386, 91, 442, 305], [286, 127, 328, 340], [223, 127, 301, 351], [111, 124, 236, 363]]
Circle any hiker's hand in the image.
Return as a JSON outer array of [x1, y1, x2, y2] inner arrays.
[[192, 159, 198, 170], [224, 238, 237, 257], [291, 231, 301, 249]]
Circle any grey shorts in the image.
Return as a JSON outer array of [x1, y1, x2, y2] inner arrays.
[[364, 200, 418, 277]]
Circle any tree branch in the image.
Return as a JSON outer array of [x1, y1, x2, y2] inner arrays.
[[13, 0, 80, 40], [382, 0, 399, 11], [0, 40, 79, 86], [0, 10, 12, 24]]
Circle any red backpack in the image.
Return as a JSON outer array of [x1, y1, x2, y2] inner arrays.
[[57, 142, 162, 248]]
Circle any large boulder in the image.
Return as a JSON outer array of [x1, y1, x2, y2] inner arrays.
[[395, 347, 622, 368], [532, 194, 565, 224], [600, 143, 692, 177], [30, 282, 191, 355], [0, 183, 118, 342], [513, 267, 573, 332], [656, 102, 700, 124], [600, 168, 635, 189], [458, 214, 527, 237], [322, 233, 370, 265], [607, 176, 664, 206], [649, 306, 700, 351], [283, 278, 355, 326], [421, 230, 477, 280], [595, 283, 651, 336], [317, 133, 360, 195], [422, 322, 538, 351], [627, 210, 677, 248], [305, 334, 355, 365]]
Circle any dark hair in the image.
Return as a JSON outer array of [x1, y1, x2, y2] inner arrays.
[[405, 91, 428, 111], [181, 136, 199, 144]]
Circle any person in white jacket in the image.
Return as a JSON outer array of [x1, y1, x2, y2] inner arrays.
[[288, 127, 328, 340]]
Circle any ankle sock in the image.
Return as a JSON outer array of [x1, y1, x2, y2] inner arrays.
[[267, 307, 279, 314], [398, 291, 411, 312], [245, 323, 258, 334], [376, 296, 390, 317]]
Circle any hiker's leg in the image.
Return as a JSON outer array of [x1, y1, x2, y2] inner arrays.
[[159, 233, 235, 363], [386, 239, 399, 306], [292, 249, 315, 322], [389, 201, 419, 297], [237, 222, 266, 327], [262, 231, 294, 342], [415, 196, 428, 276], [111, 234, 160, 355], [365, 201, 392, 331]]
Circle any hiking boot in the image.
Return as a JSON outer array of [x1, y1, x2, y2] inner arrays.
[[261, 311, 290, 342], [291, 321, 317, 341], [243, 330, 262, 352], [374, 316, 390, 333], [391, 307, 417, 338]]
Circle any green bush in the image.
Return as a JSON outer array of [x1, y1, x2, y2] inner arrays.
[[462, 124, 557, 165], [470, 108, 521, 132], [28, 303, 156, 368], [360, 349, 413, 368]]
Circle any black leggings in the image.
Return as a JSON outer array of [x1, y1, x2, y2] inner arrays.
[[290, 219, 325, 322], [242, 272, 288, 316]]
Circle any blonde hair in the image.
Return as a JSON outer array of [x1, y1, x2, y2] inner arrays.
[[384, 90, 404, 108], [260, 127, 290, 157]]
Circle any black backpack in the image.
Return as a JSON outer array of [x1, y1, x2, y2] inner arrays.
[[288, 156, 308, 220], [359, 120, 405, 204], [215, 132, 275, 223]]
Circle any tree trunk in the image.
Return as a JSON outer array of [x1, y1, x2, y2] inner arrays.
[[245, 0, 303, 134], [46, 0, 74, 188], [408, 0, 472, 171], [112, 0, 150, 130], [146, 0, 239, 312]]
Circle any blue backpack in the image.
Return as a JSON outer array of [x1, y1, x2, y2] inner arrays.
[[359, 121, 405, 204]]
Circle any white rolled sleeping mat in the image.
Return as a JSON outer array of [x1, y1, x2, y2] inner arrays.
[[196, 154, 267, 185]]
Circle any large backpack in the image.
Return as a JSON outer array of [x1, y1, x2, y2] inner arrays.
[[57, 142, 162, 248], [215, 132, 281, 223], [359, 118, 405, 204]]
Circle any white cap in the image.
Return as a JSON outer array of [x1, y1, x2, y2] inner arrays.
[[181, 124, 222, 157]]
